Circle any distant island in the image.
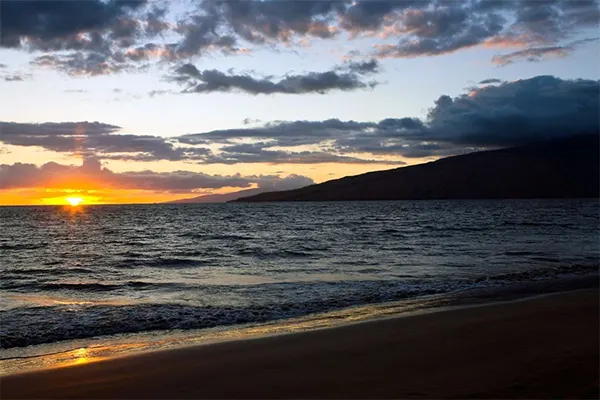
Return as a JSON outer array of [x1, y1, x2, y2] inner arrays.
[[233, 134, 599, 202]]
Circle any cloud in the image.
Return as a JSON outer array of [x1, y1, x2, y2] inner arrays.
[[167, 61, 379, 95], [343, 59, 380, 75], [422, 75, 599, 147], [492, 45, 570, 66], [1, 0, 171, 76], [64, 89, 88, 93], [379, 0, 599, 59], [0, 121, 184, 160], [123, 43, 172, 61], [201, 144, 401, 165], [1, 122, 120, 137], [211, 1, 343, 45], [180, 117, 454, 159], [492, 38, 599, 66], [180, 119, 380, 146], [30, 49, 152, 76], [0, 158, 314, 193], [32, 53, 116, 76], [339, 1, 422, 34], [180, 75, 599, 157], [0, 120, 396, 165], [0, 0, 147, 49], [147, 89, 176, 97], [164, 13, 243, 60], [256, 174, 315, 191], [478, 78, 503, 84], [511, 1, 600, 43], [144, 6, 170, 37], [3, 0, 598, 76], [3, 74, 26, 82], [375, 8, 506, 58], [3, 76, 597, 162], [242, 118, 262, 125], [209, 0, 598, 64]]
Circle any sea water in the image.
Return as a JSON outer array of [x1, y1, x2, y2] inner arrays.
[[1, 200, 598, 354]]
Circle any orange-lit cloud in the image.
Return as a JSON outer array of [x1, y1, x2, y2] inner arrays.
[[483, 35, 532, 49], [0, 158, 317, 205], [491, 38, 599, 66], [0, 188, 199, 206]]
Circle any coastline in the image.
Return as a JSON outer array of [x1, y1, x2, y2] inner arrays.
[[1, 273, 597, 376], [1, 276, 598, 399]]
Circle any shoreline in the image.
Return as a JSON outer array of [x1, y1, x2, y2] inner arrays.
[[1, 273, 598, 376], [1, 286, 598, 398]]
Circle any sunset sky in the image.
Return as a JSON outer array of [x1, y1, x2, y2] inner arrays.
[[1, 0, 599, 205]]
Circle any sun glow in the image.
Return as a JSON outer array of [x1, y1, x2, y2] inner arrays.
[[65, 196, 83, 206]]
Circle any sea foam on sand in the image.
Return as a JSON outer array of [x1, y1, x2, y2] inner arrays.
[[1, 282, 598, 399]]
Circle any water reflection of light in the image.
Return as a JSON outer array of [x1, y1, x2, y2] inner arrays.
[[4, 293, 134, 308], [73, 347, 89, 365], [0, 297, 449, 376], [64, 204, 85, 214]]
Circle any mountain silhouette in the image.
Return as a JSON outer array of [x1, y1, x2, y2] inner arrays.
[[167, 188, 265, 203], [233, 134, 599, 202]]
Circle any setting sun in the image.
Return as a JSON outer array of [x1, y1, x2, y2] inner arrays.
[[65, 197, 83, 207]]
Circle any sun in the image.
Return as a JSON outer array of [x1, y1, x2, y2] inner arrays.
[[65, 197, 83, 207]]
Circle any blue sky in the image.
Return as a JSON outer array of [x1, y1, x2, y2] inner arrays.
[[0, 0, 599, 204]]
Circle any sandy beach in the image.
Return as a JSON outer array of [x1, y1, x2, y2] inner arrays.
[[1, 288, 598, 399]]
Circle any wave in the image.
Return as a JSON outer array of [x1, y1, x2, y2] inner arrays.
[[502, 221, 575, 228], [179, 232, 254, 241], [2, 263, 596, 349], [1, 280, 189, 292], [0, 284, 441, 348], [172, 250, 211, 257], [530, 256, 561, 263], [282, 250, 313, 258], [378, 228, 413, 238], [0, 243, 49, 251], [356, 268, 385, 273], [236, 247, 315, 259], [4, 267, 96, 276], [417, 225, 489, 232], [440, 226, 488, 232], [298, 244, 331, 252], [504, 250, 538, 256], [470, 264, 598, 284], [115, 257, 210, 269], [38, 282, 122, 291]]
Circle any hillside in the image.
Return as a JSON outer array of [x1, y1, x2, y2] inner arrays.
[[233, 135, 599, 202], [167, 188, 264, 203]]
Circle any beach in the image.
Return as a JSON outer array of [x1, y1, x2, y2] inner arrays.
[[2, 288, 598, 399]]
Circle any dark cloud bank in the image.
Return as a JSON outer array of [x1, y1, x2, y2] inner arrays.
[[2, 0, 598, 77], [1, 0, 160, 75], [181, 75, 600, 158], [2, 75, 598, 165]]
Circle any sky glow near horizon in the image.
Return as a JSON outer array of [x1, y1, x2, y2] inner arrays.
[[0, 0, 598, 205]]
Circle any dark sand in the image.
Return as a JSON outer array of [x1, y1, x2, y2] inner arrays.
[[1, 289, 598, 399]]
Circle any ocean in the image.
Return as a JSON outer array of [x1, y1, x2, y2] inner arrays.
[[1, 200, 598, 367]]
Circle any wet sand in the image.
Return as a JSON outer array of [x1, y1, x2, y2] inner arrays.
[[1, 288, 598, 399]]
